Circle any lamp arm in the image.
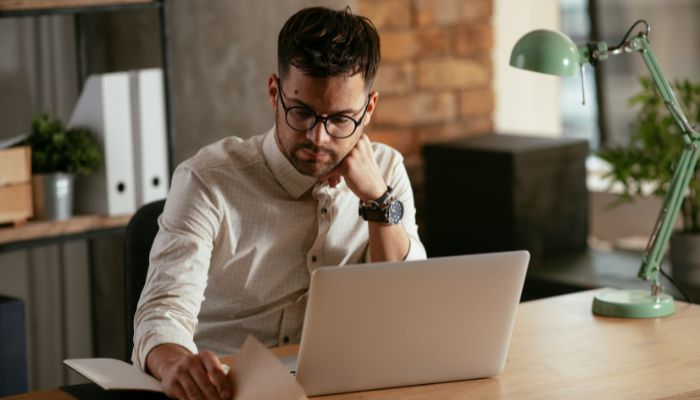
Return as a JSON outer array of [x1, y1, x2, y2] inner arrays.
[[586, 34, 697, 138], [583, 32, 700, 288], [632, 35, 697, 138], [641, 143, 700, 287], [604, 34, 700, 287]]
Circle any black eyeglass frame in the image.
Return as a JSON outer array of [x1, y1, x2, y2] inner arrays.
[[277, 78, 371, 139]]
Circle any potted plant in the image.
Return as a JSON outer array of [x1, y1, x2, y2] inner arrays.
[[21, 114, 101, 220], [599, 76, 700, 287]]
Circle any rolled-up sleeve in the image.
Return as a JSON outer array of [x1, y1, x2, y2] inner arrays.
[[131, 163, 222, 370], [391, 157, 427, 261], [364, 146, 427, 262]]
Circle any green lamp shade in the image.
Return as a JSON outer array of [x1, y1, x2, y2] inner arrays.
[[510, 29, 581, 77]]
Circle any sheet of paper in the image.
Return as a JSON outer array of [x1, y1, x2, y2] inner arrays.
[[229, 335, 308, 400]]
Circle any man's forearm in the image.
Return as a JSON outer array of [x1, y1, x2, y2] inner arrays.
[[368, 222, 410, 262]]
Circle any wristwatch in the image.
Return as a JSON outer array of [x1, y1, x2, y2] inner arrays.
[[358, 186, 404, 224]]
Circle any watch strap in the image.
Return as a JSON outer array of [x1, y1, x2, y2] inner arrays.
[[360, 186, 393, 209], [361, 206, 388, 223]]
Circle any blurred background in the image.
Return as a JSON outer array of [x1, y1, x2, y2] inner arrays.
[[1, 0, 699, 392]]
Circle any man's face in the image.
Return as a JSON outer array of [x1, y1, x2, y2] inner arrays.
[[268, 66, 377, 177]]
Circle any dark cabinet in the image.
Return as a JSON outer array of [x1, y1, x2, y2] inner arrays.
[[423, 133, 589, 266]]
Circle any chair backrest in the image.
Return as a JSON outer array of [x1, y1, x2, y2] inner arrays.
[[123, 199, 165, 362]]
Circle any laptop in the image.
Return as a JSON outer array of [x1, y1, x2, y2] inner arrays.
[[283, 250, 530, 396]]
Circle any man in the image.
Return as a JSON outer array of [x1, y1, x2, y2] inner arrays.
[[133, 6, 426, 400]]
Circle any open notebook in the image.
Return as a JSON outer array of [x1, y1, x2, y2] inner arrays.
[[63, 336, 305, 400], [63, 358, 165, 392]]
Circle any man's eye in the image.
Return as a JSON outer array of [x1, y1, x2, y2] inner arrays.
[[291, 108, 315, 119], [329, 115, 352, 126]]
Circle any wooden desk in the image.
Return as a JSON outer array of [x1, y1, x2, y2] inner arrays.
[[7, 290, 700, 399]]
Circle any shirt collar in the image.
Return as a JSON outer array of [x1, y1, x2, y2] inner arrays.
[[262, 126, 319, 199]]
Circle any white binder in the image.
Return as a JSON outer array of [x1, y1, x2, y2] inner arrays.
[[129, 68, 170, 207], [68, 72, 136, 216]]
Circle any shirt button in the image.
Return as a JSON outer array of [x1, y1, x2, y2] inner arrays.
[[321, 207, 328, 215], [283, 336, 290, 344], [311, 255, 317, 263]]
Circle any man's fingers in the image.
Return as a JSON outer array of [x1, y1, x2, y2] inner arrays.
[[325, 175, 342, 188], [177, 372, 204, 400], [189, 361, 223, 400], [320, 171, 342, 187], [359, 133, 372, 146], [163, 380, 187, 400], [200, 351, 231, 399], [153, 347, 227, 400]]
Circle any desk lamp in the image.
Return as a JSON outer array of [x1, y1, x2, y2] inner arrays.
[[510, 20, 699, 318]]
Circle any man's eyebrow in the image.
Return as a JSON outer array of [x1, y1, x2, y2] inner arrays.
[[285, 94, 365, 115]]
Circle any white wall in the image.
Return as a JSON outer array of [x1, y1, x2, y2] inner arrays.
[[493, 0, 562, 137]]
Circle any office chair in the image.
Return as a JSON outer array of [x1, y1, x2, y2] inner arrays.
[[123, 199, 165, 362]]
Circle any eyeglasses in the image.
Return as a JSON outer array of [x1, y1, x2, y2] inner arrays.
[[277, 78, 370, 139]]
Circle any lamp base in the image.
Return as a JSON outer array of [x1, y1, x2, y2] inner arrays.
[[592, 289, 675, 318]]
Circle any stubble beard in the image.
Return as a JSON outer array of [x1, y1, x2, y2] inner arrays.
[[275, 121, 341, 178]]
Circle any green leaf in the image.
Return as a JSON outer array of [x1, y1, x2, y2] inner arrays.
[[21, 113, 102, 176]]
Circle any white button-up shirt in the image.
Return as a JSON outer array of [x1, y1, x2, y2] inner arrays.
[[132, 127, 426, 370]]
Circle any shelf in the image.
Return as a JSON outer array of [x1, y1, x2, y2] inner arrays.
[[0, 0, 171, 365], [0, 0, 159, 16], [0, 0, 175, 175], [0, 0, 154, 11], [0, 213, 132, 251]]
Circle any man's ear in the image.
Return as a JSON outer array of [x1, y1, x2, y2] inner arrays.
[[363, 91, 379, 126], [267, 74, 279, 109]]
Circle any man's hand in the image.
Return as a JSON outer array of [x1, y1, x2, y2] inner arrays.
[[146, 343, 231, 400], [321, 133, 411, 262], [321, 134, 386, 201]]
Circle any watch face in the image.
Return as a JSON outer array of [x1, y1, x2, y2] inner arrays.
[[385, 200, 404, 224]]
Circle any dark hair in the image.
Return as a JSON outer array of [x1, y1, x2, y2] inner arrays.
[[277, 6, 381, 88]]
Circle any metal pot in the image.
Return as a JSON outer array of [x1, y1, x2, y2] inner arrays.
[[669, 232, 700, 289], [32, 173, 75, 221]]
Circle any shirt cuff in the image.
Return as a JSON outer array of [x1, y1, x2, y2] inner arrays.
[[403, 235, 427, 261], [363, 233, 427, 263], [132, 326, 199, 371]]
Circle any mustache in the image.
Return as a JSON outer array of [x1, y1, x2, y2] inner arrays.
[[296, 143, 333, 155]]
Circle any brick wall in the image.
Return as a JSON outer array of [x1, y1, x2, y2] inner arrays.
[[358, 0, 494, 230]]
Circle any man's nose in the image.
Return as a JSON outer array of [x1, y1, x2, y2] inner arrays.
[[306, 120, 331, 145]]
